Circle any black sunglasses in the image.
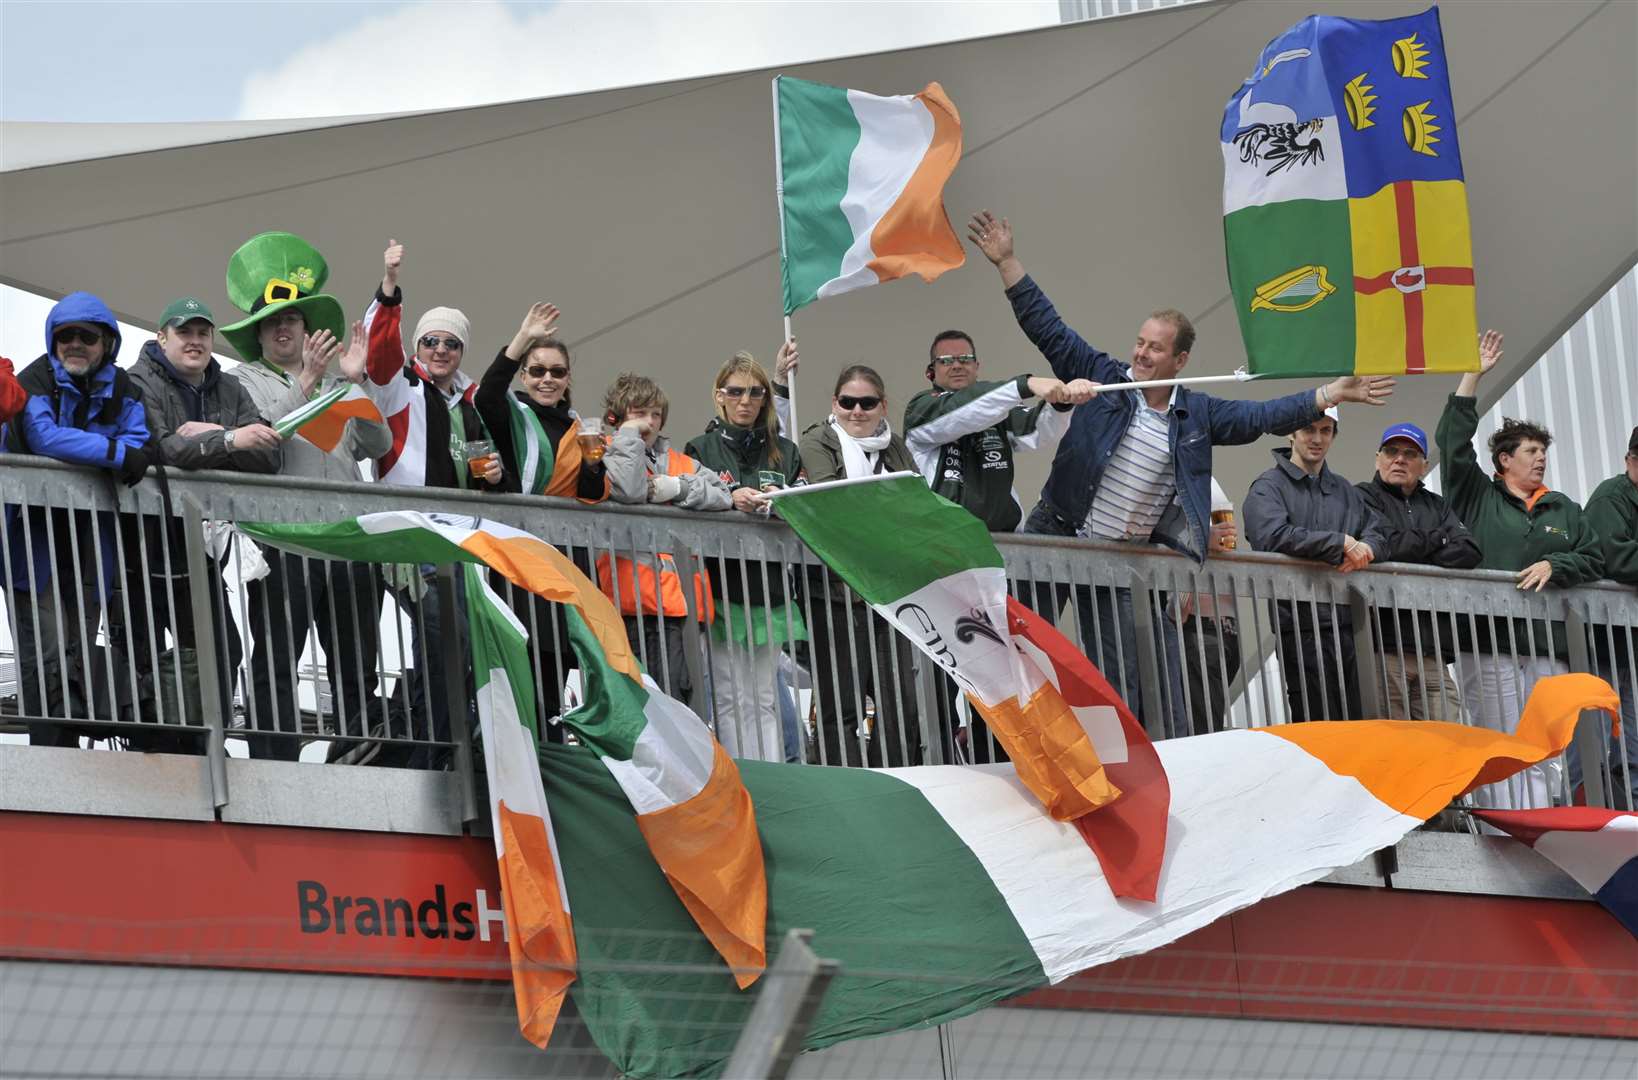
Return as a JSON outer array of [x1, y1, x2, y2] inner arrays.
[[419, 335, 464, 351], [524, 364, 569, 380], [53, 327, 103, 347], [719, 385, 768, 400], [836, 395, 881, 411]]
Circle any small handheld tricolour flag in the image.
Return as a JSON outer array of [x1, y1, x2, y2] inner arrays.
[[1221, 6, 1478, 376], [273, 382, 384, 452], [774, 76, 964, 315]]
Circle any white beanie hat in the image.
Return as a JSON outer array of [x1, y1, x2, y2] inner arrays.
[[413, 306, 471, 350]]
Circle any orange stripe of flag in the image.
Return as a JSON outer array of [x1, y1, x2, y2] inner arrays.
[[971, 681, 1121, 822], [1265, 674, 1618, 821], [634, 742, 768, 989], [498, 802, 577, 1048], [864, 82, 965, 286], [294, 397, 383, 453], [458, 534, 641, 681]]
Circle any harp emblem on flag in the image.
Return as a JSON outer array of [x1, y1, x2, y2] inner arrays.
[[1250, 265, 1336, 312]]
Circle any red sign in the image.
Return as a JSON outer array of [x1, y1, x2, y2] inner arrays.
[[0, 811, 510, 981]]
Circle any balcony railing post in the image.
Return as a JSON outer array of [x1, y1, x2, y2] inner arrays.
[[1564, 607, 1609, 809], [439, 564, 481, 826], [180, 492, 230, 809], [1350, 583, 1381, 721]]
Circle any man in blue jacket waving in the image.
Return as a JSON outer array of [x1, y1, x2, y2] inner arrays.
[[2, 292, 152, 745], [969, 211, 1395, 736]]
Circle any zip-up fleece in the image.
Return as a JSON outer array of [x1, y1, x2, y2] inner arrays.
[[903, 375, 1067, 532]]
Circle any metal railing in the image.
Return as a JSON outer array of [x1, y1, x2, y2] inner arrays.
[[2, 454, 1633, 817]]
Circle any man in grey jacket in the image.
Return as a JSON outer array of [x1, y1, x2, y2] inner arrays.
[[124, 298, 281, 751], [1245, 408, 1390, 722], [228, 296, 392, 760]]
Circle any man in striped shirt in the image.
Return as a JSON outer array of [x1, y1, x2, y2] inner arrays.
[[970, 209, 1395, 737]]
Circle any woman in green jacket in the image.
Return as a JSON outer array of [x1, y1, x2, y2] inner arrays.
[[684, 353, 805, 762], [1436, 330, 1604, 812], [797, 365, 922, 767]]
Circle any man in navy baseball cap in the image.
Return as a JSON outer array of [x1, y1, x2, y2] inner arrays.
[[1356, 419, 1481, 724]]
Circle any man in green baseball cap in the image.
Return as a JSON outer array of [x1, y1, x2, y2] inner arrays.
[[125, 295, 282, 752]]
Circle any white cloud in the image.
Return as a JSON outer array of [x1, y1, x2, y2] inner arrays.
[[237, 0, 1057, 120]]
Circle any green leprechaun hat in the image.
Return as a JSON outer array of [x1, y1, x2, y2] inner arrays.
[[219, 231, 346, 363]]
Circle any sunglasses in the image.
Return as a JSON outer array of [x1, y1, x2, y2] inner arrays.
[[53, 327, 103, 347], [836, 395, 881, 411], [419, 335, 464, 352], [718, 385, 768, 400], [524, 364, 570, 380], [933, 353, 978, 366]]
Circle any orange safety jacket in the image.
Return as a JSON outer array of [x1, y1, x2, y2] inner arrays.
[[595, 446, 715, 622]]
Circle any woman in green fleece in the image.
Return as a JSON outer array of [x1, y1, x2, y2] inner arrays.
[[1436, 330, 1604, 812], [684, 352, 806, 762]]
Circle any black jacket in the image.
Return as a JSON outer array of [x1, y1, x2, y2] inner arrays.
[[1356, 474, 1483, 657], [684, 418, 805, 609], [1245, 449, 1389, 564], [127, 342, 280, 474]]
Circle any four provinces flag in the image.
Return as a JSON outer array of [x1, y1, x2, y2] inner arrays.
[[775, 75, 964, 314], [1222, 7, 1479, 376]]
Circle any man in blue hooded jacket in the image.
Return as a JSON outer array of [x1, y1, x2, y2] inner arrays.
[[968, 211, 1396, 737], [2, 292, 151, 745]]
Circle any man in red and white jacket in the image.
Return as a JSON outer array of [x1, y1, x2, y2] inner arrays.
[[362, 238, 501, 492], [353, 239, 500, 768]]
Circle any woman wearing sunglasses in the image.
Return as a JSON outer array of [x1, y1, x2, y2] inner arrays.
[[474, 301, 609, 736], [796, 366, 922, 767], [684, 352, 807, 762], [474, 301, 609, 503]]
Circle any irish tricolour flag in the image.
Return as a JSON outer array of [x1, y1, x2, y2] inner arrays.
[[772, 473, 1169, 898], [238, 511, 769, 1047], [555, 674, 1617, 1078], [775, 76, 964, 313], [273, 382, 384, 452]]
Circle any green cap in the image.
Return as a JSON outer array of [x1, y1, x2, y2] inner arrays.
[[159, 297, 216, 328]]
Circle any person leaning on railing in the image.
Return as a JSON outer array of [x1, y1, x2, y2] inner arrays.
[[684, 351, 807, 763], [1244, 408, 1391, 723], [600, 372, 732, 706], [124, 297, 280, 754], [474, 301, 609, 736], [1436, 330, 1605, 811], [797, 365, 923, 768], [1570, 424, 1638, 808], [1354, 420, 1482, 722], [1, 292, 152, 747]]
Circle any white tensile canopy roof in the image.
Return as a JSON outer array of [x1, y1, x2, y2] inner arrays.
[[2, 0, 1633, 508]]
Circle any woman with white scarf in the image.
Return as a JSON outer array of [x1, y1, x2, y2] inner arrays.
[[796, 366, 923, 767]]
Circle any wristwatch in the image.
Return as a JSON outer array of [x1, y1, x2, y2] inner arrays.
[[224, 428, 237, 451]]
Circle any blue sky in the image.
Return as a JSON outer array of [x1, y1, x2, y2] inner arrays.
[[1, 1, 1054, 123]]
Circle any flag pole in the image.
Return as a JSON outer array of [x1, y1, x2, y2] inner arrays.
[[771, 76, 797, 433]]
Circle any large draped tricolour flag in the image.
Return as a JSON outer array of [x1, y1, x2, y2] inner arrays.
[[771, 473, 1169, 900], [774, 75, 964, 313], [239, 511, 769, 1046], [1473, 807, 1638, 938], [554, 675, 1616, 1079], [1221, 6, 1479, 376]]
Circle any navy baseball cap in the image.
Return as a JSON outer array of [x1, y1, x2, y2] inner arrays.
[[1379, 422, 1428, 455]]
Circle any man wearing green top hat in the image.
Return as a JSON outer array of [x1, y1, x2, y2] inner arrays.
[[223, 231, 392, 761]]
